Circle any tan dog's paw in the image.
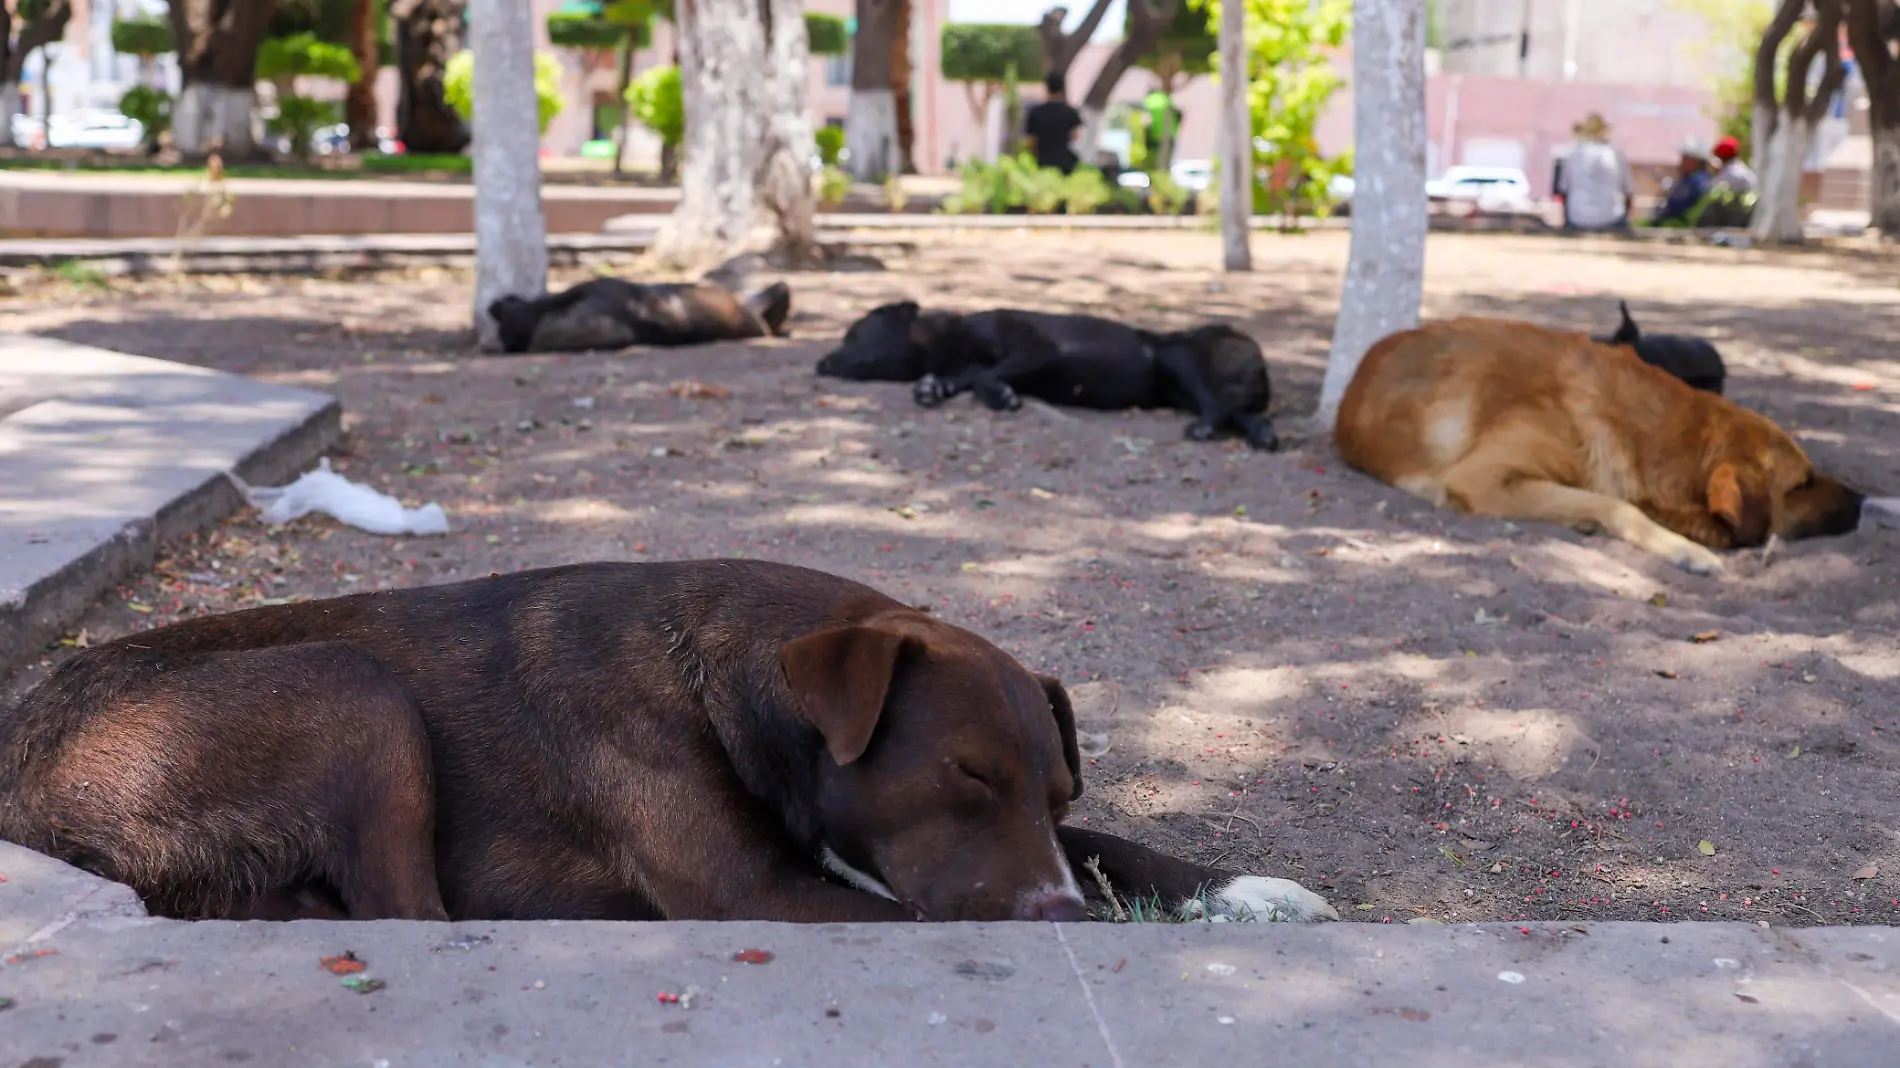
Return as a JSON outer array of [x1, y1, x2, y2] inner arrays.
[[1186, 876, 1340, 923], [1670, 541, 1725, 576]]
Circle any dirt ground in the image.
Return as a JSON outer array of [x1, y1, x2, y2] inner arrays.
[[4, 230, 1897, 926]]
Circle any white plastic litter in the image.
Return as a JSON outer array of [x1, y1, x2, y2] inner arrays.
[[1863, 496, 1900, 533], [226, 459, 450, 536]]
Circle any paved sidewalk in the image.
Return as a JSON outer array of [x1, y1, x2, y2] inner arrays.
[[1, 841, 1896, 1067], [0, 334, 338, 667]]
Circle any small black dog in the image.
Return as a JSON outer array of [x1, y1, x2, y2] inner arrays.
[[1595, 301, 1726, 395], [488, 278, 792, 354], [817, 302, 1278, 450]]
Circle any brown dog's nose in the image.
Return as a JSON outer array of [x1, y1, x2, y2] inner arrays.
[[1017, 891, 1089, 922]]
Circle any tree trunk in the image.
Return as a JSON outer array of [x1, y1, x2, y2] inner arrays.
[[1751, 0, 1805, 179], [168, 0, 276, 157], [1078, 0, 1181, 168], [1218, 0, 1250, 272], [845, 0, 899, 180], [1847, 0, 1900, 237], [390, 0, 469, 154], [1037, 0, 1116, 84], [891, 0, 914, 174], [346, 0, 381, 150], [1, 0, 74, 149], [1750, 0, 1844, 244], [759, 0, 822, 264], [612, 41, 635, 177], [657, 0, 768, 266], [1317, 0, 1428, 430], [469, 0, 549, 351]]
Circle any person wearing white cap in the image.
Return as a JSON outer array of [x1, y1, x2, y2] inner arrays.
[[1651, 136, 1716, 225], [1556, 112, 1635, 232]]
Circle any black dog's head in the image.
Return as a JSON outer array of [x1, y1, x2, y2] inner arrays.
[[487, 295, 541, 354], [817, 302, 927, 380]]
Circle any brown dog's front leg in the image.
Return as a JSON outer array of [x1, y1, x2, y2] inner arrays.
[[1058, 826, 1337, 922]]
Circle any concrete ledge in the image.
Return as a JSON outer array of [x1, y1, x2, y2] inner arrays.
[[0, 844, 1893, 1066], [0, 335, 339, 667]]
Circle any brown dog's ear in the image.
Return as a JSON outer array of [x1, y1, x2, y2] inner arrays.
[[1038, 675, 1085, 801], [1707, 463, 1772, 546], [780, 625, 914, 766]]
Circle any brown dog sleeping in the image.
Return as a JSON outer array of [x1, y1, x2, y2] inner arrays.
[[1336, 318, 1865, 574], [0, 560, 1336, 925]]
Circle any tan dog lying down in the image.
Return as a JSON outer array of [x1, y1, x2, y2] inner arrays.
[[1335, 318, 1865, 574]]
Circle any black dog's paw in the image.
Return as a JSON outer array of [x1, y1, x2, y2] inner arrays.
[[1184, 422, 1218, 442], [982, 383, 1022, 412], [913, 374, 951, 408], [1246, 427, 1281, 452]]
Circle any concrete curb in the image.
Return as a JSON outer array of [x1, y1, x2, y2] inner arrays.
[[0, 839, 1895, 1066], [0, 335, 340, 668]]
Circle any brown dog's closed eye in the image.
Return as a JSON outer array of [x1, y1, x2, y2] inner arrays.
[[1707, 463, 1772, 547]]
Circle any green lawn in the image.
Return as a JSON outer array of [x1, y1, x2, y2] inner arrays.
[[0, 153, 475, 181]]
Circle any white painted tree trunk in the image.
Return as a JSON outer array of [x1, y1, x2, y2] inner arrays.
[[1317, 0, 1428, 430], [172, 84, 257, 156], [0, 84, 19, 148], [1217, 0, 1251, 272], [658, 0, 768, 266], [1870, 124, 1900, 238], [1750, 101, 1775, 178], [759, 0, 822, 263], [845, 87, 897, 179], [469, 0, 550, 351], [1078, 104, 1106, 169], [1749, 111, 1811, 244]]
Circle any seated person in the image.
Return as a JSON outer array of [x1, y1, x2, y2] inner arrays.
[[1652, 144, 1715, 226]]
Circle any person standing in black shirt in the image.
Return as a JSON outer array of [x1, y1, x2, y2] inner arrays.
[[1024, 72, 1084, 174]]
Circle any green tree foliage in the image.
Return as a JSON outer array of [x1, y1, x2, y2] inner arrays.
[[110, 14, 174, 57], [625, 62, 682, 148], [1131, 1, 1216, 93], [442, 49, 566, 136], [257, 32, 363, 160], [940, 23, 1043, 85], [547, 0, 654, 52], [118, 85, 172, 151], [806, 12, 848, 57], [1668, 0, 1774, 161], [815, 124, 845, 166], [1198, 0, 1352, 223]]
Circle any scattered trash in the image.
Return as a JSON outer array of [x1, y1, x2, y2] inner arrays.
[[341, 977, 385, 995], [1713, 958, 1740, 969], [228, 459, 449, 536], [657, 986, 700, 1009], [1852, 864, 1879, 880], [732, 949, 774, 965], [1077, 731, 1112, 758], [1216, 1015, 1235, 1025], [531, 980, 546, 990], [927, 1012, 948, 1025], [1405, 917, 1444, 926], [0, 997, 12, 1011], [319, 952, 365, 975], [1028, 487, 1056, 500], [1205, 963, 1237, 977], [431, 934, 493, 952], [669, 380, 731, 400], [571, 396, 596, 410], [1497, 971, 1526, 984], [1862, 497, 1900, 532], [4, 950, 58, 965], [1698, 841, 1718, 857]]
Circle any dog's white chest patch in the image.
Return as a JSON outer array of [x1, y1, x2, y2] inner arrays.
[[1187, 876, 1340, 923]]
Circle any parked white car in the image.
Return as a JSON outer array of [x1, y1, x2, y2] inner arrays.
[[45, 110, 146, 151], [1425, 166, 1533, 211]]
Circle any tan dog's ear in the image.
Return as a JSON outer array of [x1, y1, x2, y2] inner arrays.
[[1707, 463, 1772, 546], [1038, 675, 1084, 801], [780, 624, 914, 765]]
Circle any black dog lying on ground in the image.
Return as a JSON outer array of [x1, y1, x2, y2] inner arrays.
[[1594, 301, 1727, 395], [817, 302, 1280, 450], [0, 560, 1336, 925], [488, 278, 792, 354]]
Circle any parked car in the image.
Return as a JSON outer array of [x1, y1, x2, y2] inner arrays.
[[1169, 158, 1213, 193], [1425, 166, 1534, 211], [45, 110, 146, 151]]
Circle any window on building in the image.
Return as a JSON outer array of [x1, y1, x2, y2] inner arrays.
[[826, 52, 852, 87]]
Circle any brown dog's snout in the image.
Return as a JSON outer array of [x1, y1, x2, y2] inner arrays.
[[1015, 890, 1088, 922]]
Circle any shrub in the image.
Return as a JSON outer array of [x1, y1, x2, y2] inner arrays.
[[111, 15, 174, 57], [1147, 171, 1190, 216], [118, 86, 172, 153], [806, 12, 848, 56], [625, 64, 683, 151], [815, 124, 845, 167], [1060, 166, 1114, 215], [256, 32, 361, 85], [445, 50, 566, 136], [818, 165, 852, 209]]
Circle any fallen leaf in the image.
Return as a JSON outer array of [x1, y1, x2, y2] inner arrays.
[[959, 562, 983, 573], [669, 380, 731, 400], [1028, 487, 1056, 500], [1354, 903, 1376, 911], [127, 602, 154, 614], [1850, 383, 1876, 392], [1735, 992, 1759, 1003], [1488, 862, 1504, 874], [890, 504, 920, 520], [320, 953, 366, 975], [1699, 840, 1717, 857], [1649, 593, 1669, 608], [1787, 745, 1801, 760], [1851, 864, 1879, 880], [1691, 630, 1721, 643], [1655, 669, 1680, 680], [732, 949, 774, 965]]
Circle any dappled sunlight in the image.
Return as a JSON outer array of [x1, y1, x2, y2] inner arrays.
[[1446, 707, 1593, 781]]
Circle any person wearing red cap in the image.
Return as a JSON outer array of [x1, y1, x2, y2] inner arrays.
[[1711, 136, 1756, 194]]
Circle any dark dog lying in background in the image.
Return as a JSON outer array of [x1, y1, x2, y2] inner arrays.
[[488, 278, 792, 354], [0, 560, 1335, 925], [817, 302, 1279, 450], [1595, 301, 1726, 395]]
